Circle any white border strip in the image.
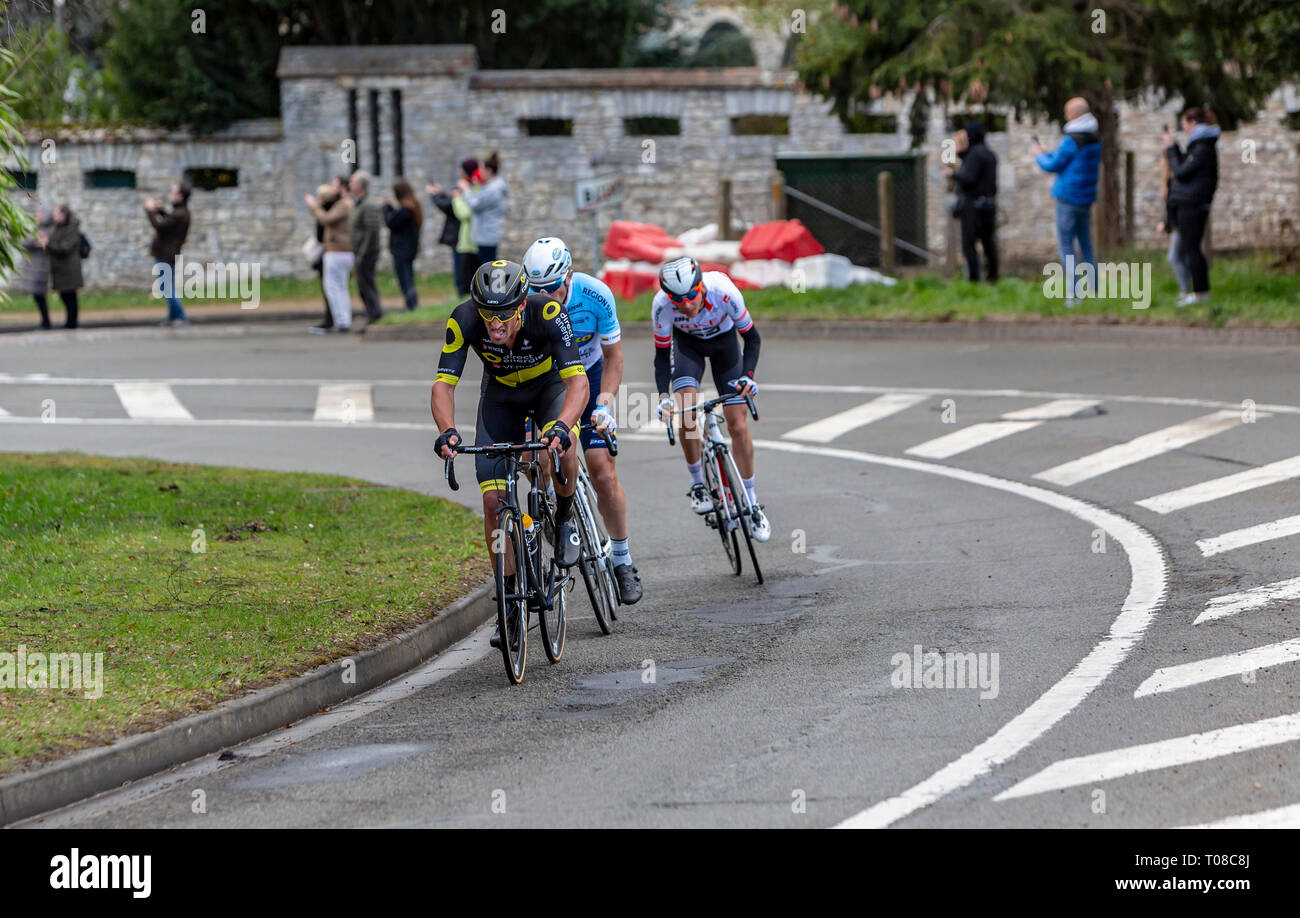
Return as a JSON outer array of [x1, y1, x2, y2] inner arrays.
[[742, 440, 1168, 829]]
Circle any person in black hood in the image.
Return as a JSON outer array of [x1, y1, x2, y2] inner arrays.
[[1163, 106, 1219, 302], [945, 119, 999, 282]]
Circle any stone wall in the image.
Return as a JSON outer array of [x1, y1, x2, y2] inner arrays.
[[7, 44, 1298, 290], [8, 121, 294, 289]]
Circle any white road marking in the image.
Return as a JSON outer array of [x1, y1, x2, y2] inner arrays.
[[723, 438, 1167, 829], [1196, 577, 1300, 624], [995, 712, 1300, 801], [0, 415, 427, 430], [112, 382, 193, 420], [1134, 638, 1300, 697], [14, 628, 495, 827], [3, 376, 1300, 422], [905, 420, 1040, 459], [782, 393, 927, 443], [313, 383, 374, 422], [1197, 515, 1300, 557], [1034, 410, 1249, 487], [0, 404, 8, 416], [1136, 454, 1300, 514], [906, 399, 1101, 459], [1000, 399, 1101, 421], [1180, 802, 1300, 828]]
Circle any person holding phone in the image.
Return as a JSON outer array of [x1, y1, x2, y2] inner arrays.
[[1163, 107, 1219, 304], [1031, 97, 1102, 306]]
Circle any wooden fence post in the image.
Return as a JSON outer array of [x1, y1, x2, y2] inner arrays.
[[772, 171, 786, 221], [1124, 151, 1135, 250], [878, 171, 895, 270], [718, 179, 732, 241]]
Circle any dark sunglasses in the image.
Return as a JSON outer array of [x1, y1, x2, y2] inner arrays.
[[668, 283, 702, 306]]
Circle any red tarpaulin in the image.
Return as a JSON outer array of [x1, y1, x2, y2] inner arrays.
[[738, 219, 824, 262]]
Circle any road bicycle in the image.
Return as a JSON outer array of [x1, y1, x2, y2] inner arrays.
[[667, 391, 763, 584], [573, 422, 620, 635], [444, 439, 570, 685]]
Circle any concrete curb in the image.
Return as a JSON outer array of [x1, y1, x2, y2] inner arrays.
[[0, 580, 494, 826], [363, 317, 1300, 347], [0, 306, 326, 335]]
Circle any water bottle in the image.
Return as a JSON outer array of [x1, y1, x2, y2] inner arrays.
[[523, 514, 540, 569]]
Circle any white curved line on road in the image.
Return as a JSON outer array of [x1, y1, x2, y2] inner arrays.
[[15, 419, 1169, 828], [750, 439, 1169, 828], [0, 375, 1296, 419]]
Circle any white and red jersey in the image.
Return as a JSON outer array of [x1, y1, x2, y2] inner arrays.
[[651, 271, 753, 348]]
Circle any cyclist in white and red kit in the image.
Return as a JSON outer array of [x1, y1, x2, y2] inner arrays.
[[653, 255, 769, 541]]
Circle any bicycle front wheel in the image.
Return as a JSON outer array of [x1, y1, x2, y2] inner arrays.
[[703, 448, 741, 576], [495, 508, 529, 684], [721, 448, 763, 584], [536, 507, 568, 663], [576, 474, 616, 634]]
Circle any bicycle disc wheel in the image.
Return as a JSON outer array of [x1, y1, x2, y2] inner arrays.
[[703, 450, 741, 575], [495, 508, 529, 684], [576, 478, 616, 634], [536, 507, 568, 663], [722, 448, 763, 585]]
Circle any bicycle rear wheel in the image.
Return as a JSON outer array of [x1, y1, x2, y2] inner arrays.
[[575, 474, 616, 634], [536, 506, 568, 663], [721, 448, 763, 584], [495, 508, 529, 684], [703, 448, 741, 576]]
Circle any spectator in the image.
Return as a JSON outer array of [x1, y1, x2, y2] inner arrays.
[[306, 179, 355, 333], [946, 119, 999, 282], [307, 181, 341, 333], [18, 206, 53, 329], [1164, 107, 1219, 304], [1032, 97, 1102, 306], [42, 204, 84, 330], [428, 157, 478, 297], [348, 169, 384, 324], [382, 178, 423, 311], [461, 151, 507, 264], [1156, 156, 1193, 303], [145, 181, 192, 326]]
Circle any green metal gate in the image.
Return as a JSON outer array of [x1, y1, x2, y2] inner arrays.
[[776, 153, 928, 267]]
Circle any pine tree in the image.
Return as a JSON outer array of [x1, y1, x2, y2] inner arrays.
[[793, 0, 1300, 247]]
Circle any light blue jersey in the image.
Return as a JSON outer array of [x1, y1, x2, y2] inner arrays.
[[562, 272, 621, 369]]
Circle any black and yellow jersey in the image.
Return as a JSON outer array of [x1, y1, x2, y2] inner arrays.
[[436, 293, 586, 389]]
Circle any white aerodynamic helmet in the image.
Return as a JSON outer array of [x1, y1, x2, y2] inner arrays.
[[658, 255, 702, 297], [522, 237, 573, 290]]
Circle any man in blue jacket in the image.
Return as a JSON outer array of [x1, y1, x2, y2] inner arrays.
[[1032, 97, 1102, 306]]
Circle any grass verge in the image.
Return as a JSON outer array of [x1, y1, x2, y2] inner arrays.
[[364, 251, 1300, 330], [0, 271, 459, 315], [0, 452, 489, 775]]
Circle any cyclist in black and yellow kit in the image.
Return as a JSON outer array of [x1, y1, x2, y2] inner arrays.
[[432, 261, 589, 645]]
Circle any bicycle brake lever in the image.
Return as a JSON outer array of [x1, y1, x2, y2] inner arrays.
[[444, 455, 459, 491], [551, 448, 567, 487]]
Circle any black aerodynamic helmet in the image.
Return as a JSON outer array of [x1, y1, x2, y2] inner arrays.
[[470, 260, 530, 314], [659, 255, 702, 297]]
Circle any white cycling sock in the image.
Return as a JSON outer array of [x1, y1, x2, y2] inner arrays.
[[611, 537, 632, 568], [743, 476, 757, 505], [687, 460, 704, 487]]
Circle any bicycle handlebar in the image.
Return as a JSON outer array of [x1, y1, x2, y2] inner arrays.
[[440, 438, 568, 491], [579, 421, 619, 457], [664, 391, 758, 446]]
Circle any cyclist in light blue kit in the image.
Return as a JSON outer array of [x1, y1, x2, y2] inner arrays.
[[522, 237, 642, 604]]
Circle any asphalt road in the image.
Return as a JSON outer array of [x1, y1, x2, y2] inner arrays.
[[5, 324, 1300, 828]]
